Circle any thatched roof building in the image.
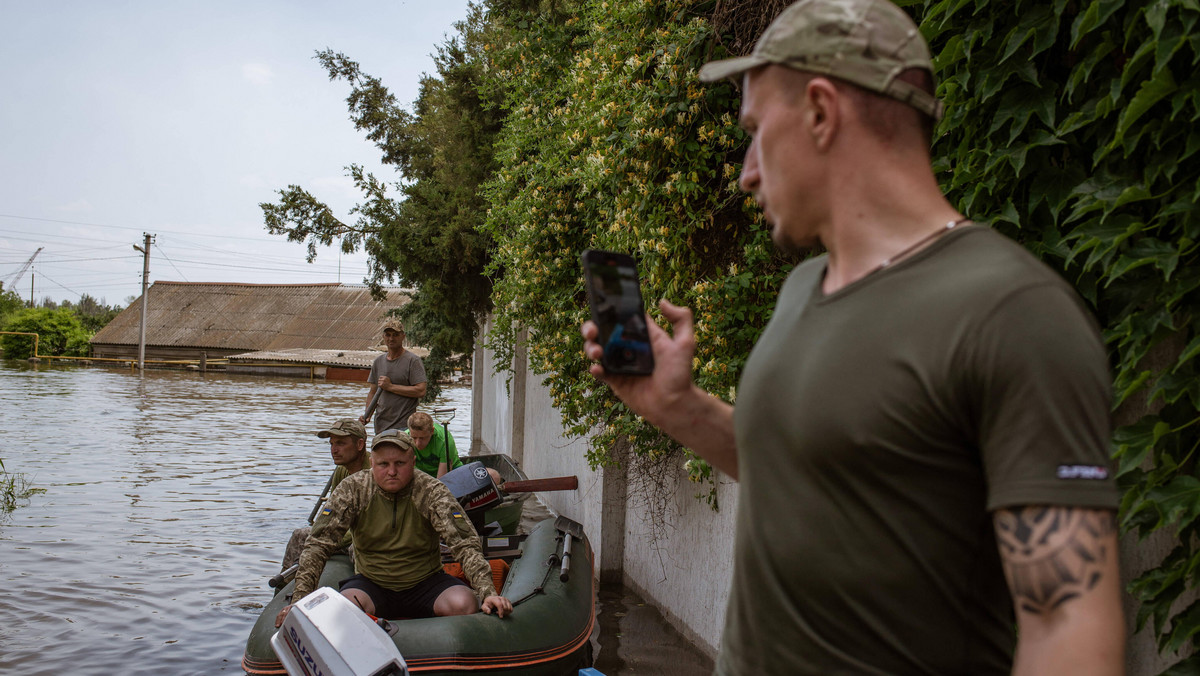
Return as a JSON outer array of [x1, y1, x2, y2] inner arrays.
[[91, 282, 412, 362]]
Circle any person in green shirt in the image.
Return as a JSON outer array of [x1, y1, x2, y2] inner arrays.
[[406, 411, 462, 478], [280, 418, 371, 570]]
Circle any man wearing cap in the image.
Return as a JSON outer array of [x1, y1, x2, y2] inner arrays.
[[280, 418, 372, 570], [582, 0, 1123, 673], [363, 317, 427, 433], [276, 429, 511, 626]]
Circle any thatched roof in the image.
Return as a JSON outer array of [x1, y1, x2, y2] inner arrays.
[[91, 282, 412, 352]]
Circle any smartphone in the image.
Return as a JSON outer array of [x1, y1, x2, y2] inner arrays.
[[581, 249, 655, 375]]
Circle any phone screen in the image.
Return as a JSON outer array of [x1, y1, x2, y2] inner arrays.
[[581, 250, 655, 375]]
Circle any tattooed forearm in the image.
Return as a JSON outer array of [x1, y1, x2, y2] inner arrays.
[[993, 506, 1116, 616]]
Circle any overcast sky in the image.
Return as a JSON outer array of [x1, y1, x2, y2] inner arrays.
[[0, 0, 474, 307]]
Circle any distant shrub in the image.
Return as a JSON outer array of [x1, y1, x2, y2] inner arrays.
[[0, 308, 91, 359]]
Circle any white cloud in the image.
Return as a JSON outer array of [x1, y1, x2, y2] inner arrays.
[[242, 62, 273, 85]]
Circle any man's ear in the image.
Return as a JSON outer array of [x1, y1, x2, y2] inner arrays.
[[805, 77, 841, 151]]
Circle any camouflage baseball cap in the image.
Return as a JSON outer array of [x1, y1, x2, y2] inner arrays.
[[698, 0, 943, 120], [371, 428, 417, 453], [315, 418, 366, 439], [379, 317, 405, 335]]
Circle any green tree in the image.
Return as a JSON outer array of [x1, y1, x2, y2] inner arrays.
[[0, 307, 90, 359], [479, 0, 783, 503], [0, 288, 24, 324], [917, 1, 1200, 669], [261, 7, 501, 394], [60, 294, 123, 333], [481, 0, 1200, 666]]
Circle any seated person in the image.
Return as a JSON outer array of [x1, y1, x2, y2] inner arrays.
[[280, 418, 371, 570], [408, 411, 503, 488], [276, 429, 512, 625], [406, 411, 463, 478]]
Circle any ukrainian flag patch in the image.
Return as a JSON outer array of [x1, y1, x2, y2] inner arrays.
[[452, 510, 464, 519], [320, 507, 332, 516]]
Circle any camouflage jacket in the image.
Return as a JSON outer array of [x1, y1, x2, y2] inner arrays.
[[292, 470, 495, 603]]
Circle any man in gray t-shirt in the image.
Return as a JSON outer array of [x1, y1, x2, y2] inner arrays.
[[362, 317, 427, 433]]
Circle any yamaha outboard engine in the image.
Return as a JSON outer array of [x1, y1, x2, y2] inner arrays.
[[439, 461, 501, 535]]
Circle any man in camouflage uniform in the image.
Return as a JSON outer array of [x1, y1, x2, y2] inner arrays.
[[276, 429, 511, 625], [279, 418, 372, 570]]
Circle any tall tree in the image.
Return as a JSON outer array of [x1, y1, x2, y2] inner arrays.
[[262, 6, 502, 391]]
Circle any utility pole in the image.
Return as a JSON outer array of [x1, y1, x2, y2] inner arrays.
[[132, 233, 154, 370]]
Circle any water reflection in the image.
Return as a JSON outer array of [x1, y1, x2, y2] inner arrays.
[[0, 362, 471, 675]]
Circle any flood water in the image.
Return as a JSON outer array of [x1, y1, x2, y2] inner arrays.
[[0, 361, 712, 675], [0, 362, 471, 675]]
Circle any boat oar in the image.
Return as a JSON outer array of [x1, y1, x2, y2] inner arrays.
[[270, 564, 299, 589], [307, 475, 333, 525], [362, 386, 383, 423], [554, 515, 584, 582], [499, 476, 578, 493]]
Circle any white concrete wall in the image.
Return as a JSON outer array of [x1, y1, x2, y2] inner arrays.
[[471, 326, 736, 657], [472, 316, 512, 458]]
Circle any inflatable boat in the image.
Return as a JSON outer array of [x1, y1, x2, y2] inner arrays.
[[242, 459, 593, 675]]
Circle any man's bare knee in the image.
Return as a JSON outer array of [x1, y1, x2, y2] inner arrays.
[[341, 588, 376, 616], [433, 586, 478, 616]]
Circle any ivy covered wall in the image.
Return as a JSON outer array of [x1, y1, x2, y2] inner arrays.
[[477, 0, 1200, 669]]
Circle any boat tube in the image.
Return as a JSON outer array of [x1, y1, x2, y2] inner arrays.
[[242, 517, 595, 675]]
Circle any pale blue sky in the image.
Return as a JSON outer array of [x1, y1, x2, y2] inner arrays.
[[0, 0, 474, 306]]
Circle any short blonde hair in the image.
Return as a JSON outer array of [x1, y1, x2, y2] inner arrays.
[[407, 411, 434, 432]]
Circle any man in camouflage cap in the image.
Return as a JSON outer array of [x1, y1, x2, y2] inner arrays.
[[363, 316, 427, 433], [276, 429, 511, 626], [582, 0, 1123, 673], [279, 417, 372, 570]]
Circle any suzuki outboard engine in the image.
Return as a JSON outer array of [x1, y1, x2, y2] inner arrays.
[[272, 586, 408, 676]]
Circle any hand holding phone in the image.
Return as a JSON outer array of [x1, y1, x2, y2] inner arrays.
[[581, 249, 655, 375]]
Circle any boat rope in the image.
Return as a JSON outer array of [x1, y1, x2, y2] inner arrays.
[[510, 537, 563, 607]]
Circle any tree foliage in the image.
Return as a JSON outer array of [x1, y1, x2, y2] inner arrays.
[[261, 8, 501, 392], [481, 0, 790, 505], [0, 307, 91, 359], [264, 0, 1198, 664], [0, 288, 24, 325], [919, 0, 1200, 668], [476, 0, 1200, 665]]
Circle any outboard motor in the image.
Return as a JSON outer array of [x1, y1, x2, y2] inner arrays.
[[272, 586, 408, 676], [439, 461, 502, 535]]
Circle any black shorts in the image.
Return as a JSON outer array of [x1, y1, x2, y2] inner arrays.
[[339, 571, 468, 619]]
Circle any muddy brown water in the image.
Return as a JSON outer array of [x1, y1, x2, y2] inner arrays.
[[0, 362, 711, 675]]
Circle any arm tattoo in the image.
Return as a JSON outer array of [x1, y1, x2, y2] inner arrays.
[[994, 506, 1116, 615]]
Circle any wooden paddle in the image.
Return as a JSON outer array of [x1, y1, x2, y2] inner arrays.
[[362, 386, 383, 422], [499, 476, 578, 493]]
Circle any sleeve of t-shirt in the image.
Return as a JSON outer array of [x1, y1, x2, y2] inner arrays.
[[409, 355, 427, 385], [965, 283, 1119, 511], [368, 356, 378, 383]]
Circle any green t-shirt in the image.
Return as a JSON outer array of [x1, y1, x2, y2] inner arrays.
[[407, 423, 463, 477], [721, 225, 1118, 675]]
